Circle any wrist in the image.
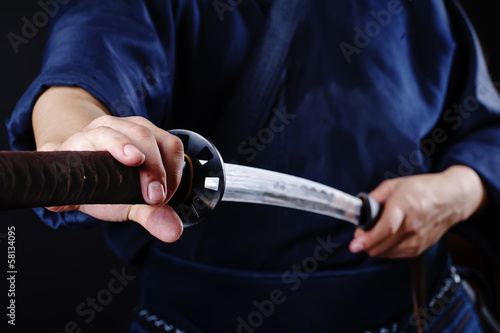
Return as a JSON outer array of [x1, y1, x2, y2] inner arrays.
[[37, 141, 64, 152], [442, 165, 487, 221], [32, 86, 109, 150]]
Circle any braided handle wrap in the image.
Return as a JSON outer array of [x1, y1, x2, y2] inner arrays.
[[0, 150, 145, 209], [0, 130, 225, 227]]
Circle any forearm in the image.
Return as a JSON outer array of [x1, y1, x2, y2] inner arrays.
[[32, 86, 109, 151]]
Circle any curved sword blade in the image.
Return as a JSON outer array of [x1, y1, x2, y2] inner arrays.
[[206, 163, 362, 225]]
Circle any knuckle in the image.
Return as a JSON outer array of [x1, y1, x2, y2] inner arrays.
[[402, 195, 423, 217], [128, 116, 151, 126], [381, 216, 400, 234], [405, 240, 422, 257], [407, 218, 423, 234], [379, 179, 397, 192], [83, 126, 111, 145], [380, 178, 395, 187], [406, 251, 421, 258], [65, 131, 86, 143], [384, 223, 396, 235], [90, 114, 114, 127], [144, 158, 167, 182], [124, 205, 135, 222], [63, 132, 94, 151], [129, 124, 154, 140], [146, 159, 165, 174], [168, 135, 185, 158], [127, 115, 143, 122], [86, 125, 108, 136]]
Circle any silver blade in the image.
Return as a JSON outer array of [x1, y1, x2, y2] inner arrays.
[[205, 163, 362, 225]]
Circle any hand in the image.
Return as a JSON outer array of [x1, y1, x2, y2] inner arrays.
[[47, 115, 185, 242], [349, 165, 487, 258], [33, 87, 185, 243]]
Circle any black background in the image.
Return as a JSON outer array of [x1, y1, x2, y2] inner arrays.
[[0, 1, 499, 332], [0, 2, 141, 333]]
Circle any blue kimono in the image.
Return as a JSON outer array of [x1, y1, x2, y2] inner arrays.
[[7, 0, 500, 331]]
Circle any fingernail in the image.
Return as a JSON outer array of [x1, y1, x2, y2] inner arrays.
[[148, 181, 166, 202], [350, 241, 364, 253], [123, 144, 143, 158]]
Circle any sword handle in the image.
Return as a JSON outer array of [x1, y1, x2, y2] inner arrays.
[[0, 130, 225, 227], [0, 150, 144, 209], [357, 193, 382, 230]]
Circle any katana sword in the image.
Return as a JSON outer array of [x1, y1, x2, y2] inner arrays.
[[0, 130, 381, 229]]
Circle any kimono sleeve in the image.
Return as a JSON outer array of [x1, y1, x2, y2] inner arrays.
[[436, 1, 500, 258]]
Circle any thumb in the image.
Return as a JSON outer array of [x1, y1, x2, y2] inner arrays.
[[126, 205, 184, 243]]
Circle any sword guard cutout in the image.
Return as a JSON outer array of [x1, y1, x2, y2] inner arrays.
[[167, 130, 225, 227]]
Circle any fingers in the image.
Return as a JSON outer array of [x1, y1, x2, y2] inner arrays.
[[374, 237, 423, 259], [127, 117, 184, 200], [72, 115, 184, 206], [126, 204, 183, 243], [43, 113, 186, 243], [87, 116, 167, 205], [78, 204, 183, 243], [349, 198, 406, 255], [46, 205, 80, 212], [350, 175, 452, 259], [369, 178, 401, 203], [59, 124, 146, 166], [350, 177, 420, 257], [350, 179, 402, 254], [161, 136, 184, 200]]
